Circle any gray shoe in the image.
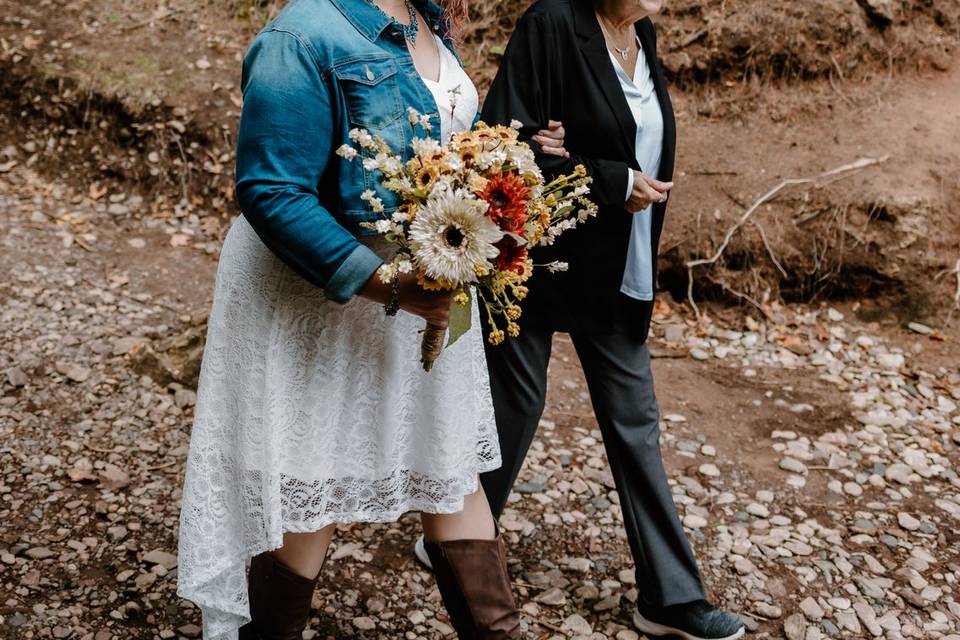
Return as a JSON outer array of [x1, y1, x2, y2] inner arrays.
[[414, 535, 433, 570], [633, 600, 745, 640]]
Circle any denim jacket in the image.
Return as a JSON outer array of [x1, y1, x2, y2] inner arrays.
[[235, 0, 459, 303]]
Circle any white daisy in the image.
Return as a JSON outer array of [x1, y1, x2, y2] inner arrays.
[[408, 189, 503, 285]]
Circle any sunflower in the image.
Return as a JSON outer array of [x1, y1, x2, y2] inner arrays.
[[414, 164, 442, 192], [408, 189, 504, 286], [477, 172, 531, 234]]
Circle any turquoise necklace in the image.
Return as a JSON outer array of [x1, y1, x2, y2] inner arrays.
[[369, 0, 420, 45]]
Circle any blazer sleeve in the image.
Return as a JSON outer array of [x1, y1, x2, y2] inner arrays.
[[235, 30, 382, 304], [481, 12, 631, 208]]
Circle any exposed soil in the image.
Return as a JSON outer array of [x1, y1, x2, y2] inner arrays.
[[2, 1, 960, 639]]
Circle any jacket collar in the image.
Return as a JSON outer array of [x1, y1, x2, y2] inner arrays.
[[329, 0, 446, 42]]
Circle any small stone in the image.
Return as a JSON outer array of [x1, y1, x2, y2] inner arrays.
[[897, 512, 921, 531], [690, 348, 710, 361], [25, 547, 55, 560], [698, 463, 720, 477], [195, 58, 212, 70], [6, 367, 28, 387], [907, 322, 933, 335], [176, 625, 201, 638], [683, 514, 708, 528], [561, 614, 592, 635], [755, 602, 782, 619], [746, 502, 769, 518], [352, 616, 376, 631], [800, 596, 824, 621], [535, 588, 567, 606], [885, 463, 913, 485], [128, 238, 147, 249], [780, 457, 808, 474], [142, 549, 178, 569], [784, 613, 807, 640]]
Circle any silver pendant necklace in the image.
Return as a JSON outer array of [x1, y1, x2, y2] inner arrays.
[[596, 11, 632, 60]]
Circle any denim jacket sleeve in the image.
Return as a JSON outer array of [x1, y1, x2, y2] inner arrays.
[[235, 29, 383, 304]]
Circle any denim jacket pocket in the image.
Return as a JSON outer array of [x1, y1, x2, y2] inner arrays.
[[334, 57, 404, 130]]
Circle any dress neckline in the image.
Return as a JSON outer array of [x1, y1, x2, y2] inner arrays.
[[420, 34, 447, 86]]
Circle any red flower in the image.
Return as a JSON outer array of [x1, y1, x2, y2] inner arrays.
[[477, 172, 530, 234], [494, 235, 528, 274]]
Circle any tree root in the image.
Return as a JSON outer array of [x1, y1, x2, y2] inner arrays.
[[685, 155, 891, 320]]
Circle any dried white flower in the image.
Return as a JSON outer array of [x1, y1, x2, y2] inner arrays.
[[408, 190, 502, 285]]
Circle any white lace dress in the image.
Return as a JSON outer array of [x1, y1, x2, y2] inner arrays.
[[177, 37, 497, 640]]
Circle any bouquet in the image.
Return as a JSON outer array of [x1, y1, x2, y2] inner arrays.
[[337, 110, 597, 371]]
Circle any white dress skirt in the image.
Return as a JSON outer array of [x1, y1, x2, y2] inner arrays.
[[177, 37, 497, 640]]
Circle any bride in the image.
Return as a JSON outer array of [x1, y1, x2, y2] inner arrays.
[[175, 0, 567, 638]]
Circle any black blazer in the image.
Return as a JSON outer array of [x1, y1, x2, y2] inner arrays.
[[482, 0, 676, 336]]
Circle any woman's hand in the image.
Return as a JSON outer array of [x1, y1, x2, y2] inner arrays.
[[531, 120, 570, 158], [359, 271, 452, 329], [627, 171, 673, 212]]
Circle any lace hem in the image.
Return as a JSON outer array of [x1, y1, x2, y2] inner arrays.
[[177, 461, 500, 640]]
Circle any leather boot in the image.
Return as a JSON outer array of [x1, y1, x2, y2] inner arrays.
[[424, 533, 522, 639], [237, 553, 319, 640]]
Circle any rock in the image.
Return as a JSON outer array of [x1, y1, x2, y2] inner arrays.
[[858, 0, 895, 26], [876, 353, 904, 371], [746, 502, 770, 518], [800, 597, 825, 621], [690, 348, 710, 361], [176, 625, 201, 638], [561, 614, 592, 635], [780, 457, 808, 474], [535, 588, 567, 606], [6, 366, 28, 387], [142, 549, 178, 570], [698, 463, 720, 477], [55, 362, 91, 383], [25, 547, 55, 560], [755, 602, 782, 619], [683, 514, 708, 528], [663, 324, 685, 343], [352, 617, 376, 630], [897, 512, 921, 531], [885, 463, 913, 485], [616, 631, 639, 640], [99, 464, 130, 490], [784, 613, 808, 640], [907, 322, 933, 335]]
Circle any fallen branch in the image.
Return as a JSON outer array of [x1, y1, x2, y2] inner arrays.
[[685, 155, 890, 319]]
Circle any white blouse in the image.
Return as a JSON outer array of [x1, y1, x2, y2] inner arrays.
[[421, 34, 480, 141], [613, 37, 665, 302]]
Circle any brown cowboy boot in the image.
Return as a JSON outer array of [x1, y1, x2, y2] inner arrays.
[[237, 553, 319, 640], [424, 533, 522, 639]]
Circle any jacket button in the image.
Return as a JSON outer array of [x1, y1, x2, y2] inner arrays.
[[365, 66, 376, 81]]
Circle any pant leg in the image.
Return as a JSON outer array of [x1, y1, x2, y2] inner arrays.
[[480, 328, 553, 519], [571, 331, 706, 607]]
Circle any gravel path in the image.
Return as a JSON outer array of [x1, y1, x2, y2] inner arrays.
[[1, 166, 959, 639]]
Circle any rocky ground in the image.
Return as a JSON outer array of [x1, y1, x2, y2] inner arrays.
[[1, 156, 959, 640]]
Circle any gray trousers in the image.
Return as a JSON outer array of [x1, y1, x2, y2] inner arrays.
[[480, 318, 706, 607]]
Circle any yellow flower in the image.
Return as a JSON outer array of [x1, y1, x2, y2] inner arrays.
[[512, 285, 529, 301], [473, 263, 490, 277], [488, 329, 505, 346], [417, 271, 456, 291], [506, 305, 522, 321], [415, 164, 442, 191], [507, 322, 520, 338], [453, 291, 469, 305]]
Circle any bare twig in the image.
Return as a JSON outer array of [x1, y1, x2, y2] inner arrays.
[[751, 220, 788, 278], [121, 8, 184, 32], [684, 155, 890, 319]]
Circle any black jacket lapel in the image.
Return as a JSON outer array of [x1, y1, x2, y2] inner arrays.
[[572, 1, 637, 164]]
